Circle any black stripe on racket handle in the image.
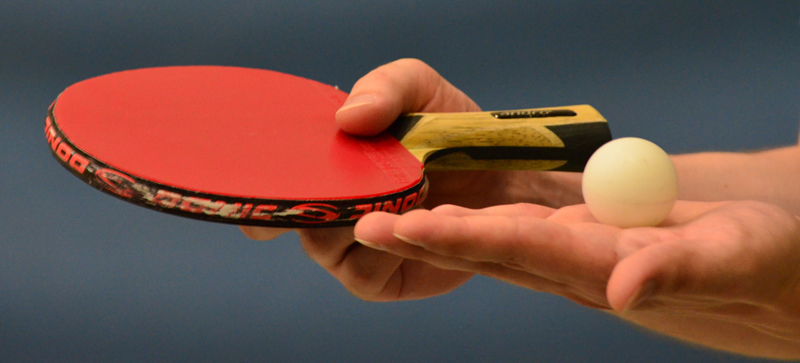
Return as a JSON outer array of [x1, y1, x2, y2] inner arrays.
[[423, 122, 611, 171]]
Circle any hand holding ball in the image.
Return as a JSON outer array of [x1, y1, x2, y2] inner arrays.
[[582, 137, 678, 228]]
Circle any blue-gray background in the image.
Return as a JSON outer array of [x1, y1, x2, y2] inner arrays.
[[2, 1, 799, 362]]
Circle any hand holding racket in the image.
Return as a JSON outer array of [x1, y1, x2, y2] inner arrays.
[[46, 60, 610, 229], [243, 59, 610, 302]]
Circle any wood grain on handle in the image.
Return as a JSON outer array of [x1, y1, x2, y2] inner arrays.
[[388, 105, 611, 172]]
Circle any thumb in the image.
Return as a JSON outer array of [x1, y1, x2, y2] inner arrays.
[[606, 241, 698, 312], [606, 238, 759, 313], [336, 58, 479, 136]]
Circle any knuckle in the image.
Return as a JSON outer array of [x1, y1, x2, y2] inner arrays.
[[297, 228, 354, 267], [238, 226, 286, 240], [430, 204, 462, 215], [511, 202, 544, 216], [392, 58, 432, 72], [341, 269, 390, 301], [238, 226, 261, 240], [344, 257, 379, 286]]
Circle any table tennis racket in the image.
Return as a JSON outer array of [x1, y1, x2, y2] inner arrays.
[[45, 66, 611, 227]]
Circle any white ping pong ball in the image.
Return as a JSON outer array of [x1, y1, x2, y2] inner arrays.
[[581, 137, 678, 228]]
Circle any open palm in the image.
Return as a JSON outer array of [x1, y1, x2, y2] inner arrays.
[[353, 200, 800, 358]]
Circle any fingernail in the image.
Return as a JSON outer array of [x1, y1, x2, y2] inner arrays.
[[355, 238, 384, 250], [337, 94, 377, 114], [623, 281, 657, 312], [392, 233, 421, 245]]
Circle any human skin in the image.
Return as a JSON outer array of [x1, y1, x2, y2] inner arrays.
[[241, 59, 800, 360]]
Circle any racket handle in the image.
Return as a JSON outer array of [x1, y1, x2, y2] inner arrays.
[[388, 104, 612, 172]]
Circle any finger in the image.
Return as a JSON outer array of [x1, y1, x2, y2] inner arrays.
[[607, 239, 749, 313], [299, 224, 471, 301], [298, 227, 362, 270], [433, 203, 598, 226], [352, 213, 475, 300], [606, 241, 674, 312], [605, 203, 736, 312], [298, 227, 405, 301], [431, 203, 556, 218], [356, 211, 610, 308], [356, 211, 495, 273], [389, 209, 619, 287], [239, 226, 293, 240], [607, 201, 800, 313], [336, 58, 480, 136]]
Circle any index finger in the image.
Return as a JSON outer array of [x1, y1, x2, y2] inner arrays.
[[389, 208, 621, 286]]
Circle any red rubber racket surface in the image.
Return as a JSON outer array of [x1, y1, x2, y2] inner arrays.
[[46, 66, 425, 227]]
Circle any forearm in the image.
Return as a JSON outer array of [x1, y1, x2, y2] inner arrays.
[[527, 145, 800, 214], [672, 146, 800, 215]]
